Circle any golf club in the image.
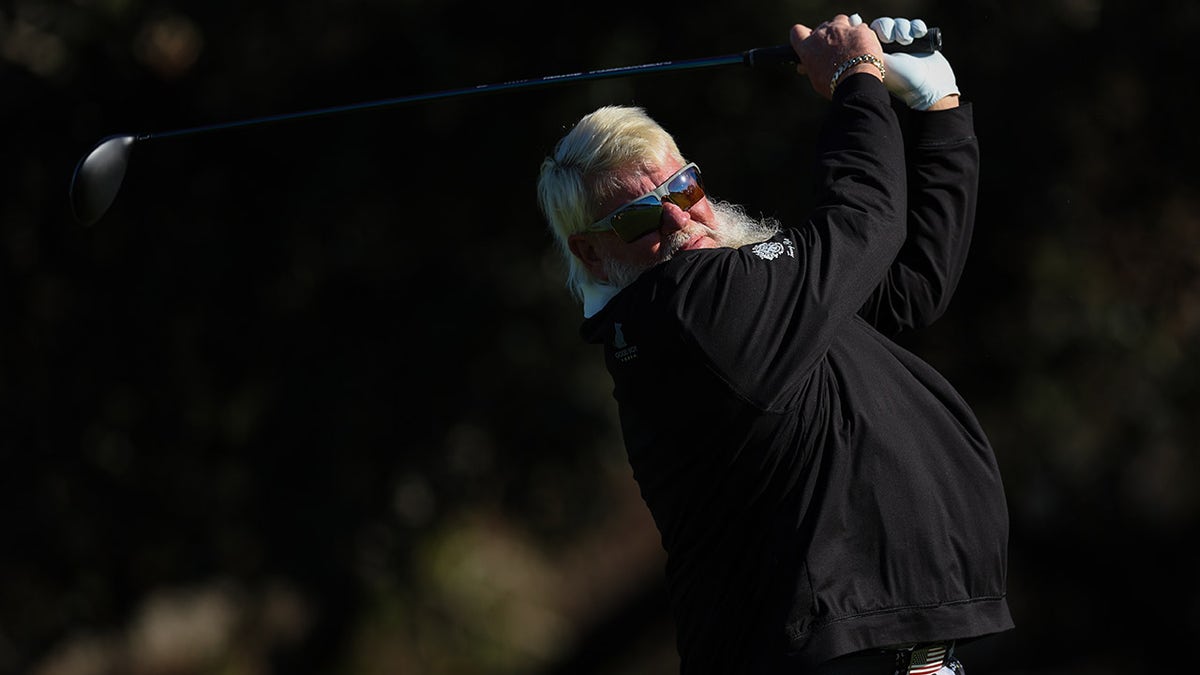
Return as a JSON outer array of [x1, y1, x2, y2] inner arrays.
[[69, 29, 941, 227]]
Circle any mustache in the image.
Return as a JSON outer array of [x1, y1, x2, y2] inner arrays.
[[659, 224, 718, 259]]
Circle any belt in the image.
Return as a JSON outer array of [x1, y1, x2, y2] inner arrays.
[[810, 642, 957, 675]]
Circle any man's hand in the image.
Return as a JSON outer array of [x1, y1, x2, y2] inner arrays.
[[790, 14, 885, 100], [863, 15, 960, 110]]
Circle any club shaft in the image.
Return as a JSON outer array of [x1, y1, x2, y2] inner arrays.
[[146, 53, 746, 141], [137, 28, 939, 142]]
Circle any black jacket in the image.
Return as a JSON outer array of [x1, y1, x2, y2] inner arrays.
[[580, 75, 1012, 673]]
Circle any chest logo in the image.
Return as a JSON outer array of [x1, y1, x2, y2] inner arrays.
[[613, 323, 639, 363], [752, 237, 795, 260]]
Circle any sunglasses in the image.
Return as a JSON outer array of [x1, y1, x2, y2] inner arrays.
[[588, 162, 706, 242]]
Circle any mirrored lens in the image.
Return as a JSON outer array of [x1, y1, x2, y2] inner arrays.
[[665, 166, 704, 210], [610, 200, 664, 242]]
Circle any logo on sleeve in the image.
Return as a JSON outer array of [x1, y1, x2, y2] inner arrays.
[[752, 237, 795, 260], [613, 323, 638, 363]]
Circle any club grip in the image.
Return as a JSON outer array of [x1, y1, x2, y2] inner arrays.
[[744, 27, 941, 68]]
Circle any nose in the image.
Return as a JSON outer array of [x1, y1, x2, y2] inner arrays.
[[659, 200, 691, 234]]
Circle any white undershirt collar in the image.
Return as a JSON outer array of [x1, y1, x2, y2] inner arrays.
[[581, 280, 621, 318]]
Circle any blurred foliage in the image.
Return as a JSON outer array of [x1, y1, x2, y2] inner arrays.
[[1, 0, 1197, 673]]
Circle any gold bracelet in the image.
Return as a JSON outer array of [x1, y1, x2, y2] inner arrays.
[[830, 53, 885, 95]]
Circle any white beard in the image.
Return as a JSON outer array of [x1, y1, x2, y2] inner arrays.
[[601, 200, 782, 290]]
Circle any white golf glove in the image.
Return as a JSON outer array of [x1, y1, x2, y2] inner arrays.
[[849, 14, 960, 110]]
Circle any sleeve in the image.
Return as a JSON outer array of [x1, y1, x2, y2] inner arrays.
[[856, 101, 980, 335], [663, 75, 908, 410]]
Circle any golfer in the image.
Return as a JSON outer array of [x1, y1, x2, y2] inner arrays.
[[537, 14, 1013, 674]]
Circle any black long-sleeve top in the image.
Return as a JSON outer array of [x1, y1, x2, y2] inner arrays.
[[580, 74, 1013, 673]]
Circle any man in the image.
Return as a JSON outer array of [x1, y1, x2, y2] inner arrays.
[[536, 14, 1013, 674]]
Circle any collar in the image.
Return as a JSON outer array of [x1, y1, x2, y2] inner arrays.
[[581, 279, 621, 318]]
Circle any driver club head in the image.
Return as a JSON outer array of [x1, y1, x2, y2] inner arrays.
[[70, 134, 136, 227]]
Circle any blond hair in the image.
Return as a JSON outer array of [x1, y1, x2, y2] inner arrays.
[[536, 105, 684, 301]]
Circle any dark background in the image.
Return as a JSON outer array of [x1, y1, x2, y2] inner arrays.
[[3, 0, 1197, 673]]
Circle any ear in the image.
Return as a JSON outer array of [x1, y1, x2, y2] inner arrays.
[[568, 233, 609, 282]]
